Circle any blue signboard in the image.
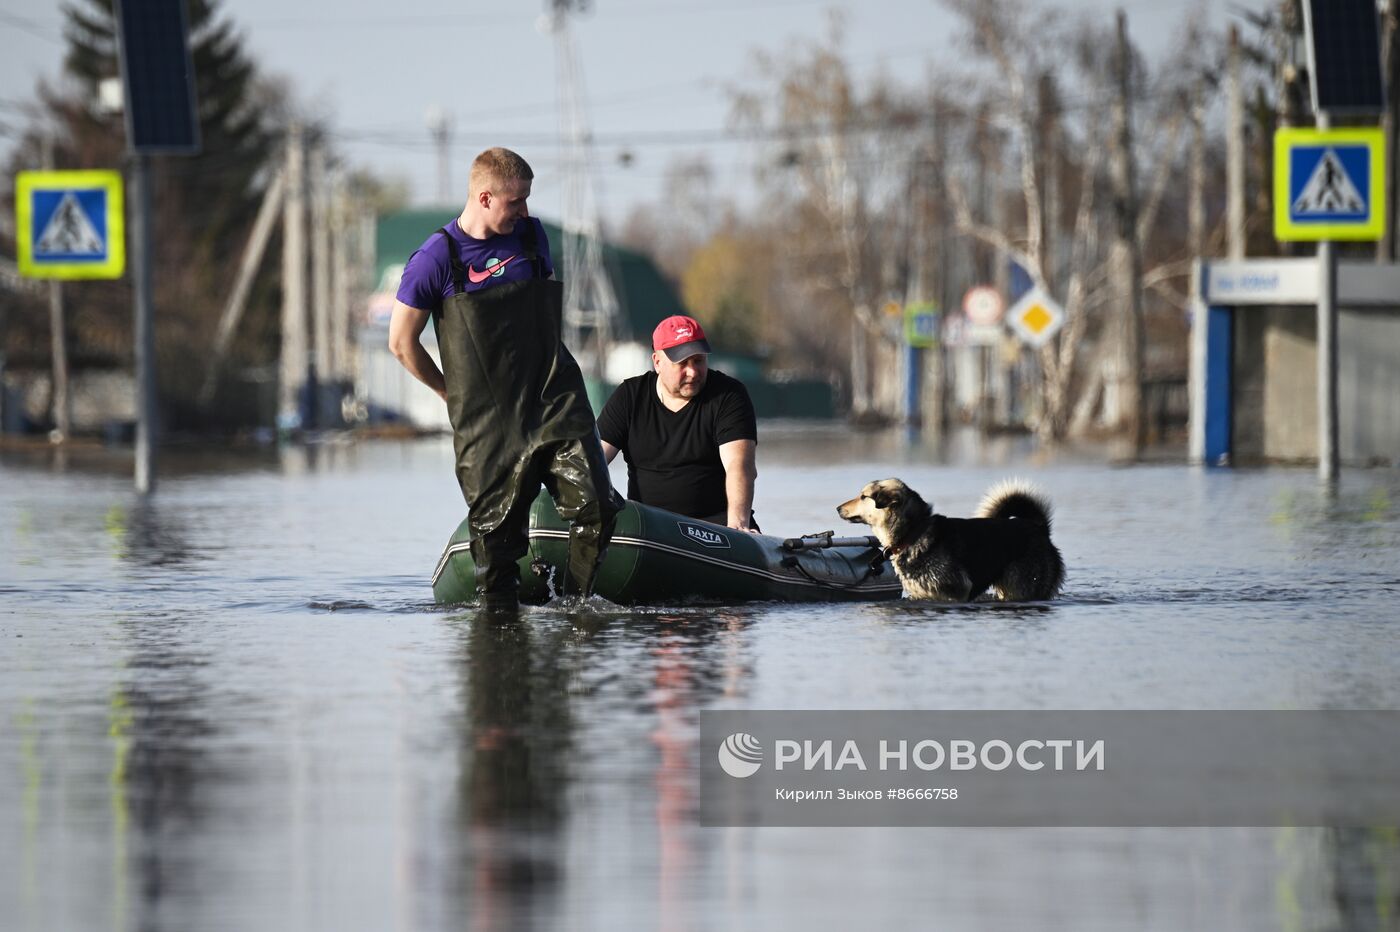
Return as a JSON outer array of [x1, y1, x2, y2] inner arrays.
[[903, 302, 940, 348]]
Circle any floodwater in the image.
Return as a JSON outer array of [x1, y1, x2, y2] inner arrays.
[[3, 425, 1399, 932]]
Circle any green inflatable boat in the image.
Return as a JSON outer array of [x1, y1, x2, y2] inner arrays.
[[431, 491, 903, 605]]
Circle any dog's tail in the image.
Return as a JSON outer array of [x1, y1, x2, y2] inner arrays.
[[975, 479, 1053, 529]]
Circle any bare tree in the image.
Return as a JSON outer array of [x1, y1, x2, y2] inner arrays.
[[941, 0, 1120, 440], [617, 155, 720, 280], [940, 0, 1218, 443], [729, 13, 923, 418]]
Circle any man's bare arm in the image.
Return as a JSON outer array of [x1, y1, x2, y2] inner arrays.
[[718, 438, 757, 532], [388, 301, 447, 401], [600, 439, 620, 464]]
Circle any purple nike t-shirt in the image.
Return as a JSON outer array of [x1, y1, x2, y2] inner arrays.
[[395, 217, 554, 313]]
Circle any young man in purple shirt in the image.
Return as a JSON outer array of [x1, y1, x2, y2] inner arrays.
[[388, 153, 552, 398], [389, 148, 620, 610]]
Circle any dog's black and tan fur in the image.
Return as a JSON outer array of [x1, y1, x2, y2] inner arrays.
[[837, 479, 1064, 602]]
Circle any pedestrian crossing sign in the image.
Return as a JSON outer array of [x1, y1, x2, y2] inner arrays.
[[1274, 127, 1386, 241], [15, 169, 126, 279]]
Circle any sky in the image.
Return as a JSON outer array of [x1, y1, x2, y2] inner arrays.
[[1, 0, 1274, 231]]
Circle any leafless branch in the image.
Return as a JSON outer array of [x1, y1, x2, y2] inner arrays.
[[1136, 110, 1185, 244], [948, 175, 1040, 285]]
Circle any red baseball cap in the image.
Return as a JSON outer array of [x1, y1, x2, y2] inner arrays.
[[652, 314, 712, 362]]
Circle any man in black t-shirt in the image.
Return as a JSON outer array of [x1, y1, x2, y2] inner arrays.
[[597, 315, 759, 531]]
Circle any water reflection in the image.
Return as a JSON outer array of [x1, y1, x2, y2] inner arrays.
[[6, 435, 1400, 930], [1323, 827, 1400, 929], [277, 437, 361, 477], [452, 612, 570, 928], [446, 607, 753, 930], [107, 500, 202, 568], [641, 611, 751, 932], [102, 497, 215, 931], [109, 616, 219, 932]]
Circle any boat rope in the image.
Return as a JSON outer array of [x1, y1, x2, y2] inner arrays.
[[780, 552, 890, 592]]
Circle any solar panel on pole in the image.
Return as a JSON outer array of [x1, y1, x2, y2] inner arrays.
[[114, 0, 201, 154], [1298, 0, 1384, 484], [1302, 0, 1386, 116], [112, 0, 201, 493]]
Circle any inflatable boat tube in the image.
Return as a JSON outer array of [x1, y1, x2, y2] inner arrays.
[[431, 491, 902, 605]]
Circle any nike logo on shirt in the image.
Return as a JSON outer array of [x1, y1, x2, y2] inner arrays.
[[466, 255, 519, 284]]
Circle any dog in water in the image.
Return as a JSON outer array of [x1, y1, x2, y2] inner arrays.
[[837, 478, 1064, 602]]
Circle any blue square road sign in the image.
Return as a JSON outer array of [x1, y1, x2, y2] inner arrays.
[[15, 170, 126, 279], [1274, 127, 1386, 241]]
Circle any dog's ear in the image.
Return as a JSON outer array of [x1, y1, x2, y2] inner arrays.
[[871, 487, 899, 509]]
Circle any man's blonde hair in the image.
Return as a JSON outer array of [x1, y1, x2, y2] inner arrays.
[[469, 147, 534, 196]]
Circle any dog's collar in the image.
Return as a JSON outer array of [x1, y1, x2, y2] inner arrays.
[[881, 514, 930, 562], [881, 535, 913, 561]]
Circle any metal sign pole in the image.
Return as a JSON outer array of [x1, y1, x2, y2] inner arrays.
[[130, 152, 157, 494], [40, 137, 71, 441], [1317, 238, 1339, 482], [1315, 113, 1340, 484], [114, 0, 202, 493], [1296, 0, 1387, 482]]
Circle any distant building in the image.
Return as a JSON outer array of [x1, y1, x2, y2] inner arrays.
[[1191, 258, 1400, 466]]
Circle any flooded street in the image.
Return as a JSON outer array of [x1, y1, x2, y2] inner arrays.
[[3, 427, 1400, 931]]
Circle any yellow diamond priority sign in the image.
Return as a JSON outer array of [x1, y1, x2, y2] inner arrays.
[[1007, 288, 1065, 348]]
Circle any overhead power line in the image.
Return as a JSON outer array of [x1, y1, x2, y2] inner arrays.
[[0, 10, 63, 44], [246, 0, 823, 30]]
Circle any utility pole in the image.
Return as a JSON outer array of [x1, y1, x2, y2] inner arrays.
[[1110, 9, 1144, 450], [1278, 0, 1303, 258], [1189, 77, 1206, 258], [310, 141, 332, 428], [330, 169, 351, 393], [353, 208, 376, 391], [40, 136, 70, 441], [1034, 73, 1062, 431], [1038, 72, 1060, 295], [990, 131, 1010, 429], [279, 122, 308, 432], [974, 118, 1003, 428], [1277, 0, 1302, 128], [1227, 25, 1247, 260], [426, 107, 452, 204], [199, 170, 286, 405], [926, 96, 950, 435], [903, 144, 929, 427]]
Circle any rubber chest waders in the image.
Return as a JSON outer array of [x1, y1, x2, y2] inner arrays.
[[433, 223, 622, 598]]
